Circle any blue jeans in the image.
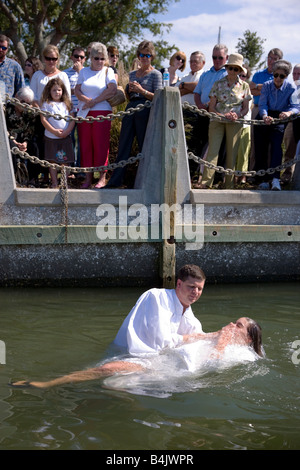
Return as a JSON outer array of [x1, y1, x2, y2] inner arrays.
[[107, 99, 150, 187]]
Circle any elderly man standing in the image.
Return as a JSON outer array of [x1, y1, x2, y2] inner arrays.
[[0, 34, 25, 98], [193, 44, 228, 183], [176, 51, 205, 178], [177, 51, 205, 105]]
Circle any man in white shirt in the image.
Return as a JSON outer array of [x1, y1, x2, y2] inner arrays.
[[114, 264, 206, 355], [176, 51, 205, 105], [175, 52, 206, 178], [11, 265, 217, 389]]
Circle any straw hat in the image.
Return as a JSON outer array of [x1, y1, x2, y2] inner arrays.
[[225, 53, 246, 74]]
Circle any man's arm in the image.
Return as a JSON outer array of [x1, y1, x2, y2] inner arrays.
[[179, 81, 198, 96], [249, 81, 263, 97]]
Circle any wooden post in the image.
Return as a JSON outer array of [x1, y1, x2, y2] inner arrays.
[[160, 87, 181, 288]]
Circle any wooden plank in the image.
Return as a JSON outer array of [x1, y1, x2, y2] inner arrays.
[[178, 224, 300, 243], [0, 224, 299, 245]]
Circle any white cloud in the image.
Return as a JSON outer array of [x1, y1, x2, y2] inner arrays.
[[157, 0, 300, 72]]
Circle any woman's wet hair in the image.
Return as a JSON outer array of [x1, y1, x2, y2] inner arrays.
[[246, 318, 263, 356]]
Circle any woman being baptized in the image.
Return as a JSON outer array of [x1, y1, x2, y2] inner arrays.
[[11, 317, 263, 389]]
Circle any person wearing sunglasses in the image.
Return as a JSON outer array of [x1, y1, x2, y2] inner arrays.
[[30, 45, 71, 106], [160, 51, 187, 87], [28, 45, 71, 187], [192, 45, 228, 184], [249, 48, 283, 175], [106, 40, 163, 188], [235, 65, 252, 185], [199, 53, 251, 189], [75, 42, 117, 188], [107, 46, 120, 84], [253, 60, 299, 191], [63, 47, 86, 168], [0, 34, 25, 98], [23, 56, 43, 86]]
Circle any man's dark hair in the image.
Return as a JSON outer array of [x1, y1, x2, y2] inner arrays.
[[177, 265, 206, 282]]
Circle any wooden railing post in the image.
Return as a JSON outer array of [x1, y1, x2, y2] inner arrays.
[[160, 87, 182, 288]]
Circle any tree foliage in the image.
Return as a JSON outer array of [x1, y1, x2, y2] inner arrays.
[[0, 0, 178, 66], [236, 30, 266, 71]]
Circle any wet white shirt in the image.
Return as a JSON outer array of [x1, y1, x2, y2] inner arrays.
[[114, 288, 203, 355]]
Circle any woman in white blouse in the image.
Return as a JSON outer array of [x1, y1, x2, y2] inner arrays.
[[30, 45, 71, 105], [75, 42, 117, 188], [30, 45, 71, 184]]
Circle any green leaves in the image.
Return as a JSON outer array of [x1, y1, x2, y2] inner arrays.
[[0, 0, 178, 66], [236, 30, 266, 71]]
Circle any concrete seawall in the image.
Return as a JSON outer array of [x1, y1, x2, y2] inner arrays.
[[0, 87, 299, 286]]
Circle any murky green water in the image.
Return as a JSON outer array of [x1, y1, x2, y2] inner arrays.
[[0, 283, 299, 450]]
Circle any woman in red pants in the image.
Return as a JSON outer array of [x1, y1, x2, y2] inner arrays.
[[75, 42, 117, 188]]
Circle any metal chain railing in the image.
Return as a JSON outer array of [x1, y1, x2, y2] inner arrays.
[[3, 94, 300, 239], [11, 145, 145, 243], [188, 150, 299, 178], [182, 101, 300, 178], [182, 101, 300, 125], [3, 96, 150, 242], [4, 94, 152, 123]]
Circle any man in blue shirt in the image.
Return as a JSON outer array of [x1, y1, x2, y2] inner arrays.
[[250, 48, 283, 116], [191, 44, 228, 185], [254, 60, 298, 190], [0, 35, 25, 98], [194, 46, 228, 111], [249, 48, 283, 174]]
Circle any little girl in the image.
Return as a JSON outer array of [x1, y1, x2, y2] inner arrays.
[[40, 78, 75, 188]]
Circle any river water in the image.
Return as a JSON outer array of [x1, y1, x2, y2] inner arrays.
[[0, 282, 299, 450]]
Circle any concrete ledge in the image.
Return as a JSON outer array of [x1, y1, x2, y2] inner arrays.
[[14, 187, 144, 206], [191, 189, 300, 205]]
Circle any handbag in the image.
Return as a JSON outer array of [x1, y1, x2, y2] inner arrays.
[[106, 67, 126, 107], [107, 86, 126, 107]]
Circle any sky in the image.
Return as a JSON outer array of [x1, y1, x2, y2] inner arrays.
[[151, 0, 300, 75]]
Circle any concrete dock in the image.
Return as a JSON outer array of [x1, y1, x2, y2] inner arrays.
[[0, 87, 299, 286]]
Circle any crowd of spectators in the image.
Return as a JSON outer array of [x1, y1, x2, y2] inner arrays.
[[0, 33, 299, 191]]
